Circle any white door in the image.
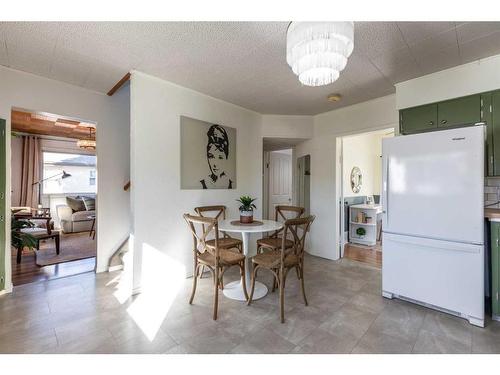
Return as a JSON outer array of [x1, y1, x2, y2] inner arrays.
[[382, 126, 484, 244], [269, 151, 292, 219]]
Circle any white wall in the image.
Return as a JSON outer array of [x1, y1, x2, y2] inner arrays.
[[130, 71, 263, 291], [342, 132, 381, 197], [296, 95, 398, 260], [396, 54, 500, 109], [0, 66, 130, 291], [261, 115, 313, 139]]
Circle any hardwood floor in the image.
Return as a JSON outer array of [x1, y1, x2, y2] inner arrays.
[[343, 242, 382, 268], [11, 249, 95, 286]]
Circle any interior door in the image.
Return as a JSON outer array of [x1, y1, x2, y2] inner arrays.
[[383, 125, 484, 244], [0, 119, 5, 291], [268, 151, 292, 219]]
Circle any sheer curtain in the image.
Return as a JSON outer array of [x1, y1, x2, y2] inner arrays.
[[18, 135, 41, 207]]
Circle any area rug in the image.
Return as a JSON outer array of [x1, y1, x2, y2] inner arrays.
[[35, 232, 97, 266]]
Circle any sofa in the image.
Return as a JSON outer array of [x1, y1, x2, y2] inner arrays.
[[56, 196, 95, 234]]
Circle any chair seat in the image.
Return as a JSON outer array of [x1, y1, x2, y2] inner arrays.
[[251, 251, 298, 269], [198, 248, 245, 266], [257, 237, 294, 250], [20, 228, 59, 239], [205, 237, 241, 250]]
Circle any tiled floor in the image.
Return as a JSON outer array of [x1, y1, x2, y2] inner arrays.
[[1, 254, 499, 354]]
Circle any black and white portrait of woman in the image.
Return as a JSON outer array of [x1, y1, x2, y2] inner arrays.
[[180, 116, 236, 189]]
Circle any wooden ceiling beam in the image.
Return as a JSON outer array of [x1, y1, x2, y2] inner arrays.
[[107, 72, 131, 96]]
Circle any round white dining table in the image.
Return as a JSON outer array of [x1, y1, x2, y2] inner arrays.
[[218, 219, 283, 301]]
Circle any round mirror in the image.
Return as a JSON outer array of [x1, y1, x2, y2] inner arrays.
[[350, 167, 362, 193]]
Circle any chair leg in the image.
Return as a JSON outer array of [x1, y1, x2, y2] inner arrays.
[[55, 235, 60, 255], [247, 264, 258, 306], [213, 267, 219, 320], [189, 264, 200, 304], [240, 261, 249, 301], [199, 265, 205, 278], [271, 270, 277, 293], [17, 247, 22, 264], [299, 265, 308, 306], [279, 269, 285, 323]]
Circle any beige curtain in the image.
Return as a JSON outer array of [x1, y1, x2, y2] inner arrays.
[[19, 135, 41, 207]]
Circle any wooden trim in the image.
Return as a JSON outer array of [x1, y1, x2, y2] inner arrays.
[[107, 72, 131, 96]]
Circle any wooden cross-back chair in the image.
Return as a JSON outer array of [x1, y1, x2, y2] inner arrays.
[[194, 205, 242, 251], [257, 205, 305, 254], [248, 215, 315, 323], [183, 213, 248, 320], [195, 205, 243, 281]]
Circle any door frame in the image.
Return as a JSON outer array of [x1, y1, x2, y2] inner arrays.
[[0, 119, 5, 292], [335, 125, 397, 259]]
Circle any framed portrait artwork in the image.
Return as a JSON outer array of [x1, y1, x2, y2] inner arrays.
[[180, 116, 237, 189]]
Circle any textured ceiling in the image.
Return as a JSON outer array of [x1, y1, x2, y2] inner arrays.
[[1, 22, 500, 115]]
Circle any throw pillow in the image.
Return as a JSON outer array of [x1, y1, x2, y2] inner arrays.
[[66, 196, 86, 212], [82, 196, 96, 211]]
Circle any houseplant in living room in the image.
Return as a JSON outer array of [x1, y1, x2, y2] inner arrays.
[[237, 195, 257, 224], [11, 217, 37, 257]]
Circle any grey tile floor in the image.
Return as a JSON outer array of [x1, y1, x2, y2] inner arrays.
[[1, 254, 500, 354]]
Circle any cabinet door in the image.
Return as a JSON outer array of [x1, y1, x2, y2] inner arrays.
[[437, 94, 481, 128], [482, 93, 494, 176], [400, 104, 437, 134], [492, 222, 500, 319], [493, 91, 500, 176]]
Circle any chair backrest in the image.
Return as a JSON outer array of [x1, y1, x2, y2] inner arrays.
[[194, 205, 227, 221], [271, 205, 305, 238], [183, 213, 220, 259], [281, 215, 315, 260]]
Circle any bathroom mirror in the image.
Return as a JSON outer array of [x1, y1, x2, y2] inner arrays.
[[350, 166, 362, 193]]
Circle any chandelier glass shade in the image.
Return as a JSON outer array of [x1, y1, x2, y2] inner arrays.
[[286, 22, 354, 87]]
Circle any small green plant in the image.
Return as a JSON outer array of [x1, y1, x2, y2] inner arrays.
[[236, 195, 257, 211], [356, 227, 366, 237], [11, 217, 37, 250]]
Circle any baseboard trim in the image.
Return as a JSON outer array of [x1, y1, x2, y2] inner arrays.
[[108, 265, 124, 272]]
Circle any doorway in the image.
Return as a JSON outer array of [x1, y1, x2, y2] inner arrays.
[[10, 108, 97, 285], [268, 149, 293, 218], [338, 127, 394, 268]]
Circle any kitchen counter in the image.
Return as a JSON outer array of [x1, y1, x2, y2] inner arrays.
[[485, 208, 500, 222]]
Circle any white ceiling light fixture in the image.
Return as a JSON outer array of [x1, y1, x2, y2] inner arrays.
[[286, 22, 354, 87]]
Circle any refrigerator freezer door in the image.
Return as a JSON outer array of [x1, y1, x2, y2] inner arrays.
[[382, 126, 484, 244], [382, 232, 484, 325]]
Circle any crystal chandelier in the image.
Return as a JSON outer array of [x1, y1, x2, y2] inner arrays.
[[286, 22, 354, 87], [77, 125, 96, 150]]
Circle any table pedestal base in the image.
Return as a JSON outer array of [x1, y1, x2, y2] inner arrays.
[[222, 280, 268, 301]]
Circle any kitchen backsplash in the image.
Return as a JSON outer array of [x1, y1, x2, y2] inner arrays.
[[485, 177, 500, 208]]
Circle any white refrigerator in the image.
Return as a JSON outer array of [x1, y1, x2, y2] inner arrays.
[[382, 125, 485, 327]]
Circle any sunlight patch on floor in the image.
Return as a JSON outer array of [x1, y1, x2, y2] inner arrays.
[[125, 242, 186, 341]]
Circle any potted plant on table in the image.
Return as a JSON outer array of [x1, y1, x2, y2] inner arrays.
[[356, 227, 366, 238], [237, 195, 257, 224]]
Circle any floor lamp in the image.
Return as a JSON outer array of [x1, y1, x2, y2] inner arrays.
[[32, 170, 72, 211]]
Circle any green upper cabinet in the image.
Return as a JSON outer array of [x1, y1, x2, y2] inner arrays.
[[400, 103, 437, 135], [437, 94, 481, 128], [492, 90, 500, 176], [482, 92, 494, 176]]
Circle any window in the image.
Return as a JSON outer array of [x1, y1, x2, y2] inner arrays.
[[89, 170, 96, 186], [42, 152, 97, 194]]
